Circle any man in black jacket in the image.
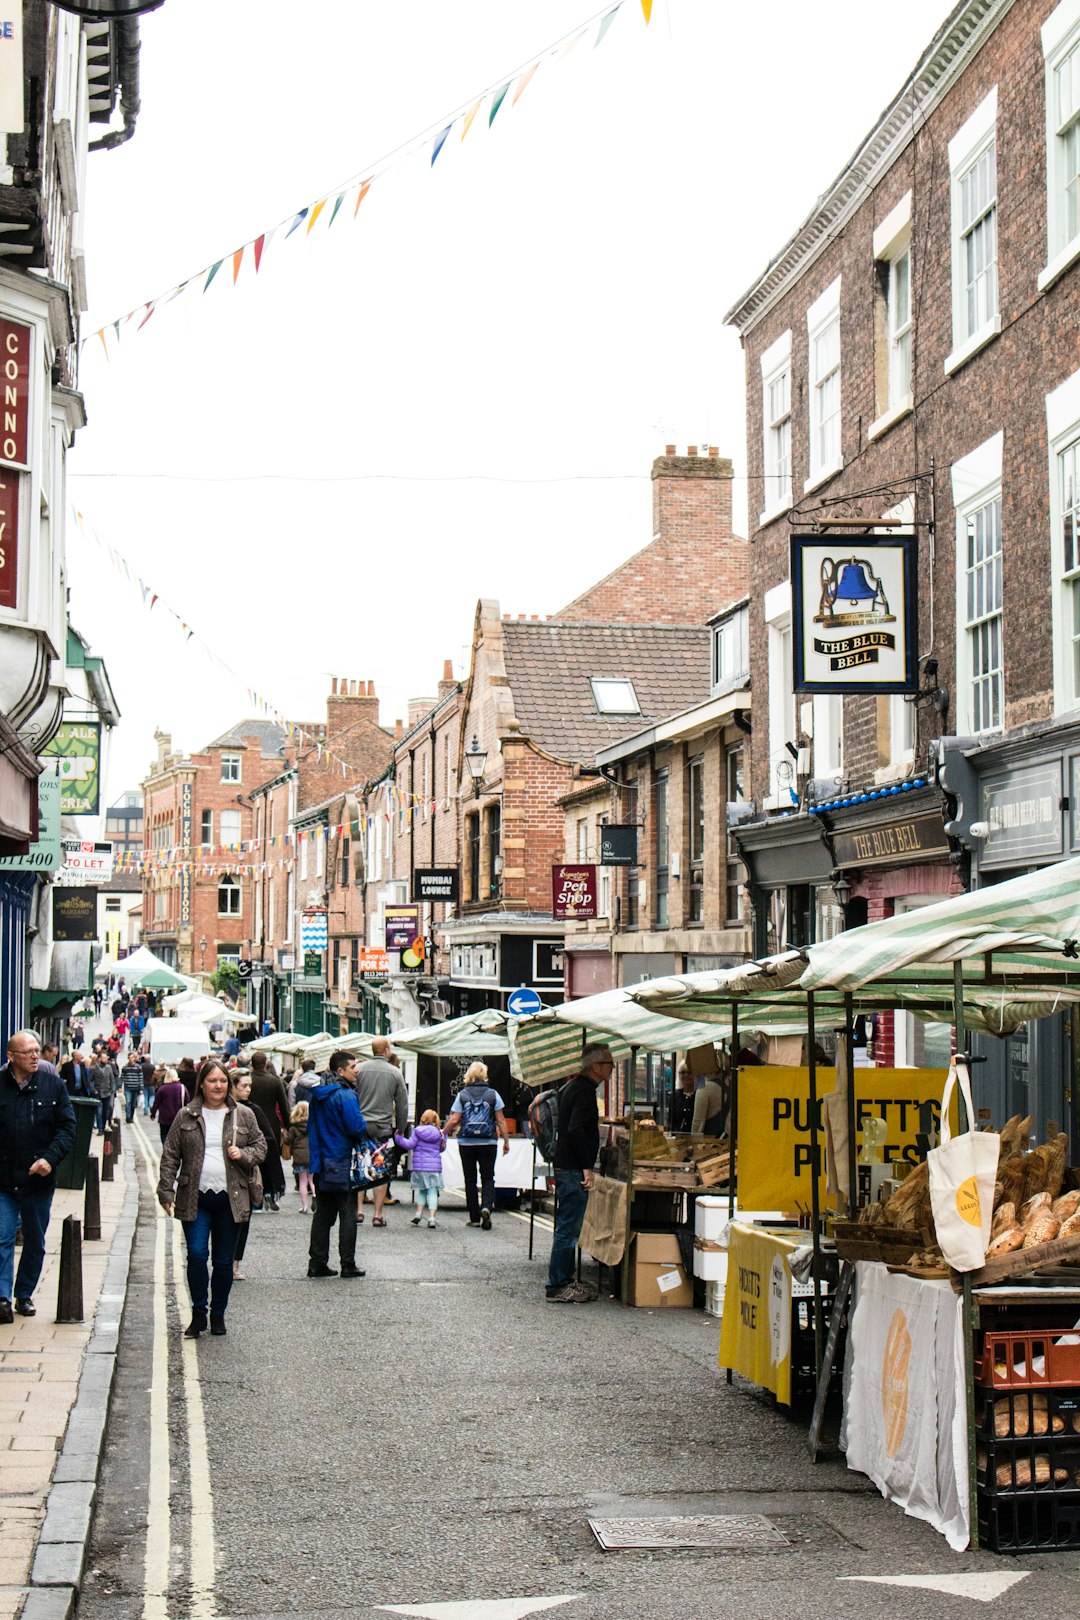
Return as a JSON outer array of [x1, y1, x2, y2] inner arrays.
[[0, 1031, 76, 1322], [546, 1044, 612, 1304]]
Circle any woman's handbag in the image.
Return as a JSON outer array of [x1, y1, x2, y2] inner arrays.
[[927, 1056, 1000, 1272], [232, 1109, 264, 1210], [349, 1135, 394, 1191], [280, 1133, 292, 1161]]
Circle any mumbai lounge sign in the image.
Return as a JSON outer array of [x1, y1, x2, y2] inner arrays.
[[791, 535, 918, 694]]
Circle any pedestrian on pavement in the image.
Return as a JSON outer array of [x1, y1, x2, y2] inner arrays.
[[176, 1057, 198, 1099], [121, 1053, 145, 1123], [231, 1070, 286, 1213], [248, 1051, 291, 1146], [140, 1049, 155, 1115], [443, 1062, 510, 1230], [287, 1101, 313, 1212], [157, 1059, 266, 1339], [72, 1021, 85, 1050], [89, 1050, 117, 1134], [150, 1068, 186, 1146], [0, 1031, 76, 1323], [353, 1038, 408, 1227], [93, 986, 103, 1014], [396, 1110, 447, 1228], [672, 1062, 696, 1133], [288, 1057, 319, 1112], [60, 1049, 91, 1098], [223, 1030, 240, 1061], [306, 1051, 367, 1279], [40, 1043, 61, 1074], [110, 997, 123, 1022], [545, 1045, 610, 1305]]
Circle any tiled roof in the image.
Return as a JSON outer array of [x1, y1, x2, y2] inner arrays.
[[204, 719, 287, 757], [501, 621, 711, 763]]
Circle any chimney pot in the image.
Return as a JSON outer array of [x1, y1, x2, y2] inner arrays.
[[665, 444, 676, 456], [687, 445, 698, 457], [442, 659, 453, 680], [394, 718, 403, 741], [709, 446, 719, 458], [331, 677, 338, 696], [517, 613, 526, 620], [502, 613, 510, 620]]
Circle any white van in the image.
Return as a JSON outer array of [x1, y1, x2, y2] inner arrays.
[[145, 1019, 214, 1068]]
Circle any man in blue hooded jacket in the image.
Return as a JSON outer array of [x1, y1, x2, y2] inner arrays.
[[306, 1050, 367, 1279]]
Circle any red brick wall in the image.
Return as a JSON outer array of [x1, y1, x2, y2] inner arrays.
[[737, 0, 1080, 804], [557, 451, 747, 625]]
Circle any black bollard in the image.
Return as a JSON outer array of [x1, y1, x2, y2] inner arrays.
[[109, 1120, 122, 1159], [56, 1215, 84, 1323], [83, 1156, 101, 1241], [100, 1131, 114, 1183]]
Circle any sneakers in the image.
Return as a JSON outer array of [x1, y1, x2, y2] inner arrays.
[[339, 1261, 365, 1278], [546, 1284, 596, 1304], [209, 1314, 226, 1337], [410, 1214, 422, 1226], [427, 1218, 437, 1228], [480, 1207, 492, 1230], [467, 1219, 482, 1227], [307, 1262, 338, 1278], [0, 1299, 12, 1324], [14, 1298, 35, 1317]]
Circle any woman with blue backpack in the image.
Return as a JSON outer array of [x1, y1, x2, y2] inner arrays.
[[444, 1062, 510, 1228]]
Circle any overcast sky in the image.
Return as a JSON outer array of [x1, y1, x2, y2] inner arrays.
[[66, 0, 955, 805]]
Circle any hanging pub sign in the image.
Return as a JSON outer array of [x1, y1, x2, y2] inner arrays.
[[790, 534, 918, 694], [599, 824, 638, 867], [413, 868, 459, 904], [53, 887, 98, 942]]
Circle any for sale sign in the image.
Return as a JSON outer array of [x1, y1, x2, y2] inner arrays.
[[552, 864, 597, 920]]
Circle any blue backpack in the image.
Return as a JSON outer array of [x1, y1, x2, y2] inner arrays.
[[459, 1085, 496, 1141]]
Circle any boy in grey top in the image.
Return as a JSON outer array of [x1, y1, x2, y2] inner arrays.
[[353, 1039, 408, 1226]]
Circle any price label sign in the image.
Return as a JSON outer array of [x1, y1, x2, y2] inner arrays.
[[551, 864, 597, 920]]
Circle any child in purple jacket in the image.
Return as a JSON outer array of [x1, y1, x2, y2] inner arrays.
[[396, 1110, 447, 1229]]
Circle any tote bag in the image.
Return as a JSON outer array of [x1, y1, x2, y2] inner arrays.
[[349, 1135, 394, 1192], [927, 1057, 999, 1272]]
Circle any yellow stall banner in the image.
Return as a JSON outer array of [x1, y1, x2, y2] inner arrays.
[[719, 1223, 799, 1404], [738, 1067, 951, 1214]]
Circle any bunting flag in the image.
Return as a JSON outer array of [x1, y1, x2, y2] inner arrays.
[[83, 2, 639, 358], [640, 0, 653, 21]]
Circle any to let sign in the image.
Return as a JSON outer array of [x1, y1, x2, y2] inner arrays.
[[552, 864, 597, 920]]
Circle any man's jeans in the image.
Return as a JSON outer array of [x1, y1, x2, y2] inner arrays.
[[0, 1184, 55, 1302], [124, 1087, 141, 1123], [458, 1144, 497, 1222], [309, 1184, 357, 1267], [97, 1096, 113, 1133], [181, 1190, 239, 1316], [546, 1169, 589, 1293]]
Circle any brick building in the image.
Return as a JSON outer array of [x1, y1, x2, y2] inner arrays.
[[724, 0, 1080, 1128], [141, 721, 285, 976]]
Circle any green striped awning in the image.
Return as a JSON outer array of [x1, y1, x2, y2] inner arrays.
[[508, 988, 737, 1088], [392, 1009, 511, 1058]]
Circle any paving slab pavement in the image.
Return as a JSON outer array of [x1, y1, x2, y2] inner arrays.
[[0, 1127, 136, 1620]]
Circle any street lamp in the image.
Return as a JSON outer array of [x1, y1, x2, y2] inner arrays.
[[464, 735, 487, 798], [198, 935, 207, 967]]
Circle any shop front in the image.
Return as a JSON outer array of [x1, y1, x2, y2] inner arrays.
[[443, 913, 566, 1016], [732, 813, 840, 959]]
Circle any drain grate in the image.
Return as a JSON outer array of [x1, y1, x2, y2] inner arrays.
[[589, 1513, 790, 1552]]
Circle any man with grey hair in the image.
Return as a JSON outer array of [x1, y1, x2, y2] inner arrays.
[[353, 1037, 409, 1226], [0, 1031, 76, 1322], [546, 1044, 612, 1304]]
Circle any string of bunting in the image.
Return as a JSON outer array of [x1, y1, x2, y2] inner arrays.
[[86, 1, 651, 359], [75, 508, 452, 829]]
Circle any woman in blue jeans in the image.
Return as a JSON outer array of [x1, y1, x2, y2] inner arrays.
[[156, 1060, 266, 1339]]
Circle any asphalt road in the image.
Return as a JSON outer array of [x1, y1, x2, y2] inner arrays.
[[74, 1126, 1080, 1620]]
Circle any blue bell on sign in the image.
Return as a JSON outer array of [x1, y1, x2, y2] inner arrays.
[[836, 560, 878, 606]]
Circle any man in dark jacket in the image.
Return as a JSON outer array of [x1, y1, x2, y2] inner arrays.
[[0, 1031, 76, 1321], [546, 1045, 611, 1305], [306, 1051, 367, 1279], [248, 1052, 291, 1208], [60, 1049, 91, 1098]]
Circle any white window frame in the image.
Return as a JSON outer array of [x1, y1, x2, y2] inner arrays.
[[870, 194, 914, 441], [1040, 0, 1080, 290], [219, 808, 241, 848], [759, 329, 792, 524], [811, 694, 843, 778], [1047, 365, 1080, 713], [951, 431, 1004, 736], [712, 605, 749, 692], [217, 875, 241, 917], [590, 677, 640, 715], [765, 581, 797, 810], [220, 753, 241, 784], [805, 277, 842, 492], [945, 88, 1000, 375], [315, 826, 325, 878], [286, 869, 295, 943]]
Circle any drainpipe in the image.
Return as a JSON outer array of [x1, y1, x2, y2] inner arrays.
[[88, 18, 141, 151]]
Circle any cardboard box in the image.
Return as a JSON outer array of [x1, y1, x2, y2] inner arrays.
[[627, 1232, 693, 1308]]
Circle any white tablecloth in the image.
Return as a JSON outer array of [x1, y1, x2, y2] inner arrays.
[[845, 1261, 969, 1550], [439, 1137, 548, 1192]]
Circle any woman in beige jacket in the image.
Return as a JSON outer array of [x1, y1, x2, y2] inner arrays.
[[157, 1059, 266, 1339]]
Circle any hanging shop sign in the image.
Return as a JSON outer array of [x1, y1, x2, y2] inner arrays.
[[413, 868, 459, 904], [0, 772, 60, 872], [60, 840, 113, 885], [300, 908, 328, 951], [600, 825, 638, 867], [552, 864, 597, 920], [790, 534, 918, 695], [832, 811, 950, 869], [42, 721, 102, 815], [53, 886, 98, 942], [384, 904, 421, 952], [738, 1066, 953, 1213]]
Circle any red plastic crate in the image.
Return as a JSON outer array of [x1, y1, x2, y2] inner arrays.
[[980, 1329, 1080, 1390]]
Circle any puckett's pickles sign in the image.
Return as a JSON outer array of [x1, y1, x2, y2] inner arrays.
[[791, 534, 918, 694]]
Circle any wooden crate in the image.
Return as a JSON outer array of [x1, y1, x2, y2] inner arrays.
[[951, 1231, 1080, 1291], [633, 1161, 699, 1190], [696, 1153, 731, 1188], [833, 1221, 929, 1263]]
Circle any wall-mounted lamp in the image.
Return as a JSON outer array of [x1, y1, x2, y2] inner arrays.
[[464, 736, 487, 798]]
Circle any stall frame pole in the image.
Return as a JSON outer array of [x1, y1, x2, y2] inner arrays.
[[728, 1002, 739, 1225], [954, 959, 980, 1551], [620, 1046, 639, 1309], [844, 991, 859, 1216], [807, 991, 825, 1382], [528, 1139, 537, 1261]]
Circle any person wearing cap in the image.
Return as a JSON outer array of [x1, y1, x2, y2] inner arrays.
[[546, 1045, 610, 1305]]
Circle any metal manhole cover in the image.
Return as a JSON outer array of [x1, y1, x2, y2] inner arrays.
[[588, 1514, 789, 1551]]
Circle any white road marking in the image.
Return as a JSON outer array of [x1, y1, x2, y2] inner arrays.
[[506, 1208, 554, 1232], [131, 1124, 171, 1620], [377, 1598, 581, 1619], [840, 1572, 1031, 1602]]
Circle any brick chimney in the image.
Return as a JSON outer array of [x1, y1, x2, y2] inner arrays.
[[437, 658, 457, 700], [407, 696, 437, 729], [325, 678, 380, 745]]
